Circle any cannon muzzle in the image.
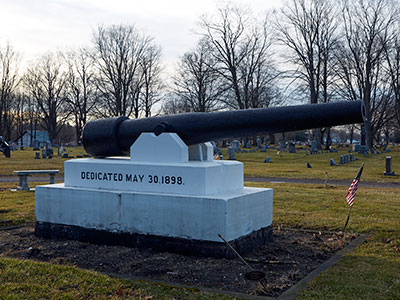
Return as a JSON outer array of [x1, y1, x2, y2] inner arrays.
[[83, 101, 365, 157]]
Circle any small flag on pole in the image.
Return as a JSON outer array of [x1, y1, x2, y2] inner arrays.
[[344, 163, 364, 231], [345, 163, 364, 207]]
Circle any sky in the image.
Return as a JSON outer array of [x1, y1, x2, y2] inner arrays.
[[0, 0, 282, 71]]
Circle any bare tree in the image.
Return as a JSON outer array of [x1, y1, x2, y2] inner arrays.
[[199, 4, 278, 110], [173, 38, 224, 112], [92, 24, 152, 118], [0, 43, 20, 141], [384, 20, 400, 128], [23, 52, 69, 143], [64, 49, 96, 144], [338, 0, 398, 148], [140, 44, 163, 117], [276, 0, 339, 148]]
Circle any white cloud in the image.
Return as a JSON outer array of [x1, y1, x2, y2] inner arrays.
[[0, 0, 281, 70]]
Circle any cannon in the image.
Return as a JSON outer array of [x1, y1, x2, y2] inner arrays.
[[83, 101, 364, 157], [36, 100, 364, 258]]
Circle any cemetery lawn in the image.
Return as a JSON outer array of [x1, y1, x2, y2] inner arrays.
[[235, 146, 400, 183], [1, 180, 399, 299], [1, 146, 399, 184]]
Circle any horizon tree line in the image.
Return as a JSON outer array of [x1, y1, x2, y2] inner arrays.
[[1, 0, 400, 147]]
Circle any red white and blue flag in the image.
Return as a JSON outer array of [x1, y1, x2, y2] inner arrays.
[[345, 164, 364, 207]]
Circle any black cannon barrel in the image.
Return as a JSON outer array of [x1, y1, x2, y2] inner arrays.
[[83, 101, 364, 157]]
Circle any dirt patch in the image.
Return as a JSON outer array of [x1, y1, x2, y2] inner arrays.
[[0, 224, 356, 298]]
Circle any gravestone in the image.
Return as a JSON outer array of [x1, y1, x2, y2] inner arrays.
[[384, 156, 395, 176], [256, 138, 263, 150], [227, 147, 235, 160], [35, 152, 40, 159], [307, 162, 312, 168], [246, 141, 252, 149], [231, 140, 241, 153], [20, 146, 24, 151], [47, 148, 53, 159], [41, 149, 47, 159], [279, 141, 286, 151], [264, 157, 271, 163], [345, 154, 349, 163], [330, 158, 336, 166], [58, 147, 63, 156], [311, 140, 318, 154], [350, 154, 354, 161], [33, 140, 39, 150], [288, 143, 296, 153], [305, 149, 310, 155], [340, 155, 344, 164], [355, 125, 369, 154], [62, 153, 69, 159]]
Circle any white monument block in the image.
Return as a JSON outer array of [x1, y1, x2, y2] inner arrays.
[[36, 133, 273, 257]]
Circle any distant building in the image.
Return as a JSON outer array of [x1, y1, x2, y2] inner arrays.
[[16, 130, 50, 147]]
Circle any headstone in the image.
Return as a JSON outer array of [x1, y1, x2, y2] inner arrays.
[[227, 147, 235, 160], [33, 140, 39, 151], [256, 138, 262, 150], [20, 146, 25, 151], [307, 162, 312, 168], [288, 143, 296, 153], [47, 148, 53, 158], [330, 158, 336, 166], [260, 149, 266, 152], [305, 149, 309, 155], [345, 154, 349, 163], [350, 154, 354, 161], [62, 153, 69, 159], [311, 140, 318, 154], [35, 152, 40, 159], [264, 157, 271, 163], [384, 156, 395, 176], [231, 140, 241, 153], [340, 155, 344, 164], [385, 147, 391, 153], [41, 149, 47, 159], [361, 125, 366, 146], [58, 146, 63, 156], [279, 140, 286, 151], [246, 141, 252, 149], [222, 140, 227, 148], [241, 149, 248, 153]]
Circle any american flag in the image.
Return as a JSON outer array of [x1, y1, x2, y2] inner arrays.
[[345, 165, 364, 207]]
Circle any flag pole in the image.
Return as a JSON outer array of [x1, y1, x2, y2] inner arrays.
[[343, 205, 352, 232], [343, 163, 364, 233]]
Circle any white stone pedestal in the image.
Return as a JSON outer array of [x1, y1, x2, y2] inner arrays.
[[35, 133, 273, 257]]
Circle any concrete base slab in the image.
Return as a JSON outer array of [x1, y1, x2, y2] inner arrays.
[[35, 184, 273, 256], [35, 222, 273, 258]]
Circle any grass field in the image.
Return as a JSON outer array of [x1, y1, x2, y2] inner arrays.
[[0, 145, 399, 299], [1, 145, 399, 183]]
